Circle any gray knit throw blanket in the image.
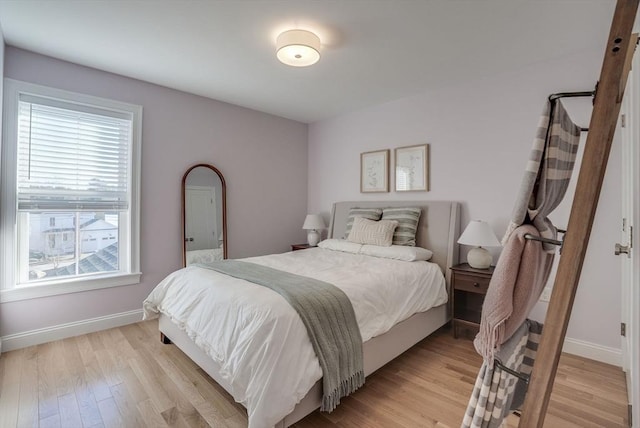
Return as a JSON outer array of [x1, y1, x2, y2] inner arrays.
[[196, 260, 365, 413], [503, 100, 580, 252]]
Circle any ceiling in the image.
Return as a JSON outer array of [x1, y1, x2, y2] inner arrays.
[[0, 0, 616, 123]]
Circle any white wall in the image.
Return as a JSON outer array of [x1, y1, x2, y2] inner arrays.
[[0, 47, 309, 338], [308, 49, 622, 351]]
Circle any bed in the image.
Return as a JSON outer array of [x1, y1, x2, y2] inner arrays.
[[144, 200, 460, 428]]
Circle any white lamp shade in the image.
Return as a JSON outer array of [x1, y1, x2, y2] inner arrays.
[[276, 29, 321, 67], [302, 214, 326, 230], [457, 220, 501, 248]]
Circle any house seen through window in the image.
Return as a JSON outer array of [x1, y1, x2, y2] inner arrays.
[[27, 212, 120, 280]]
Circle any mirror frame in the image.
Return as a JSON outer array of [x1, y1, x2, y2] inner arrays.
[[182, 163, 227, 266]]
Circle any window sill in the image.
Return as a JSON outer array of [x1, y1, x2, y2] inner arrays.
[[0, 272, 142, 303]]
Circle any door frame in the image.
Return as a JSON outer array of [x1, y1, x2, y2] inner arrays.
[[185, 185, 218, 251], [621, 19, 639, 426]]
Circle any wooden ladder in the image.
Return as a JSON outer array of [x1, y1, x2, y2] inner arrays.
[[520, 0, 639, 426]]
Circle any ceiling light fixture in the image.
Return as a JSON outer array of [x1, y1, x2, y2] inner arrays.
[[276, 29, 321, 67]]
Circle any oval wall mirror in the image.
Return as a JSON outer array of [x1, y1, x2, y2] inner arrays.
[[182, 164, 227, 266]]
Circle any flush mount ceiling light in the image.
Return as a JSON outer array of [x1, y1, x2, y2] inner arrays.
[[276, 29, 321, 67]]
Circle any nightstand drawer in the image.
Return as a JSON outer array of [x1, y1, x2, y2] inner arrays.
[[453, 273, 490, 294]]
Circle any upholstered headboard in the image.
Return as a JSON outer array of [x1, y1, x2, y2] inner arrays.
[[328, 201, 460, 285]]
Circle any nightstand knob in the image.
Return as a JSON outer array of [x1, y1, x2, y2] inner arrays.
[[473, 282, 480, 288]]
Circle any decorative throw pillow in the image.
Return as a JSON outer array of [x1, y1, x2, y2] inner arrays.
[[347, 217, 398, 247], [381, 207, 422, 246], [343, 207, 383, 238]]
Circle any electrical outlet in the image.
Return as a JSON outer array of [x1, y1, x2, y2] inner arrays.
[[539, 287, 552, 302]]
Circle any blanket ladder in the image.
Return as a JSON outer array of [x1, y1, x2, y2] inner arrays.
[[519, 0, 639, 426]]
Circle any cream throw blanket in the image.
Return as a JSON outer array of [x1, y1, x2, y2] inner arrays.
[[474, 225, 554, 362]]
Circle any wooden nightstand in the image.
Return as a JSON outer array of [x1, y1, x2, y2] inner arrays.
[[450, 263, 495, 339], [291, 243, 312, 251]]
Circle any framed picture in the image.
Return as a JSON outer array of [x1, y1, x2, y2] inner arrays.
[[395, 144, 429, 192], [360, 149, 389, 193]]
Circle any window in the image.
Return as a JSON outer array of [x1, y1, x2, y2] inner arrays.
[[1, 79, 142, 302]]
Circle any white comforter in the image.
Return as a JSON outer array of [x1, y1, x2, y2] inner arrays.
[[143, 247, 447, 428]]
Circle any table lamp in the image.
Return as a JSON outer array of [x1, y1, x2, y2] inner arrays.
[[457, 220, 501, 269], [302, 214, 326, 246]]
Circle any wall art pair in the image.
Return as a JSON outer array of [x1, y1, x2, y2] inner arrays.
[[360, 144, 429, 193]]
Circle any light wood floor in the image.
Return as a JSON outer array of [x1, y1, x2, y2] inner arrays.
[[0, 320, 629, 428]]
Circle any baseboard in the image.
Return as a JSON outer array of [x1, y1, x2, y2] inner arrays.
[[0, 309, 143, 352], [0, 310, 621, 367], [563, 337, 622, 367]]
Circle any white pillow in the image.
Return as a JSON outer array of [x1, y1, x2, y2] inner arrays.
[[360, 244, 433, 261], [347, 217, 398, 247], [318, 239, 433, 262], [317, 238, 362, 254]]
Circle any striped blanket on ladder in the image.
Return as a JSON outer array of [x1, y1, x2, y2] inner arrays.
[[464, 99, 580, 427], [502, 99, 580, 252], [462, 320, 543, 428]]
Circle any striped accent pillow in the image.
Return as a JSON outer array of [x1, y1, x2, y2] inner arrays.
[[381, 207, 422, 246], [347, 217, 398, 247], [343, 208, 383, 238]]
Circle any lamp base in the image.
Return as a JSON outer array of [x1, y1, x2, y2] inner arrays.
[[307, 230, 320, 247], [467, 247, 492, 269]]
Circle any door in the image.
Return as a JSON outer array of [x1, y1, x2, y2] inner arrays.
[[620, 29, 639, 427], [185, 185, 217, 251]]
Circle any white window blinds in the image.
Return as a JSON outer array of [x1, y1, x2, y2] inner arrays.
[[17, 94, 132, 211]]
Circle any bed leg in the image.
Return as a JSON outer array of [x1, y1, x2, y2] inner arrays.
[[160, 332, 172, 344]]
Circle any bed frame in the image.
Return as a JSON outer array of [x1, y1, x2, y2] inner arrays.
[[158, 200, 460, 427]]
